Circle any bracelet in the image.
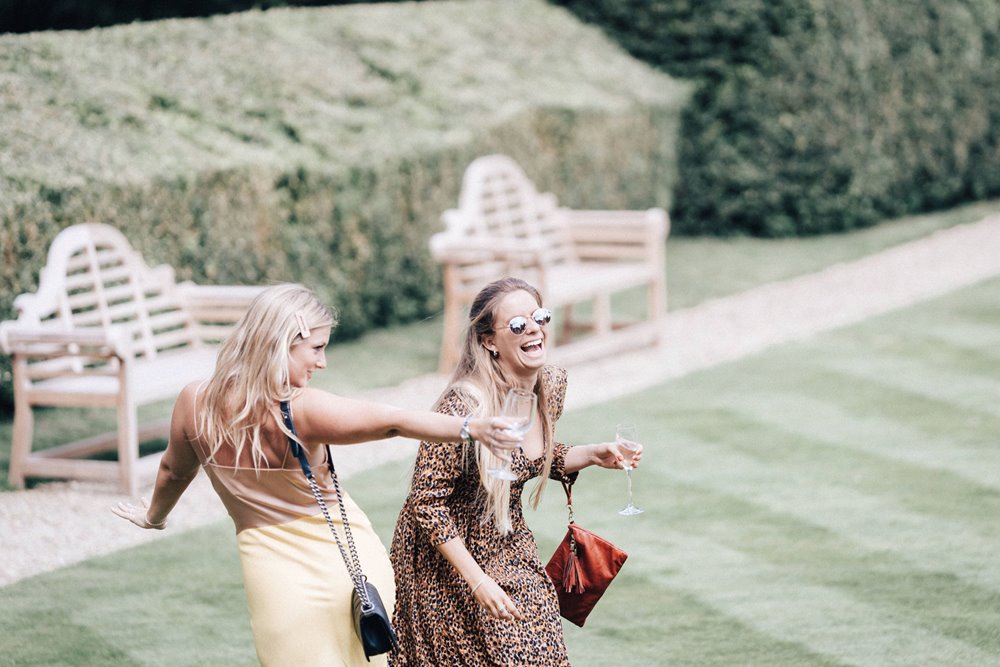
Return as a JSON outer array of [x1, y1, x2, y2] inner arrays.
[[470, 576, 486, 594], [145, 514, 167, 529], [459, 416, 474, 445]]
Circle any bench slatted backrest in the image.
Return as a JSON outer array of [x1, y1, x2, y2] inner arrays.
[[16, 224, 198, 373], [458, 155, 578, 266]]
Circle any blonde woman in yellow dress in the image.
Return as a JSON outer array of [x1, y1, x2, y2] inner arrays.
[[112, 283, 519, 666]]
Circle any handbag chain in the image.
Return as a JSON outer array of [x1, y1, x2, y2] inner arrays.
[[562, 479, 578, 555], [279, 401, 373, 610]]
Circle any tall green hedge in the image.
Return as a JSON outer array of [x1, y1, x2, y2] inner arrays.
[[553, 0, 1000, 236], [0, 0, 689, 412]]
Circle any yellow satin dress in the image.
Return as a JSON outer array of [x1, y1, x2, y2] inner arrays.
[[194, 439, 394, 667]]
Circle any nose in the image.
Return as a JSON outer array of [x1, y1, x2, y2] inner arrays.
[[316, 351, 327, 369]]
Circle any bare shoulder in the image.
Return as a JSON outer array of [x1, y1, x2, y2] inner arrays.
[[174, 381, 203, 416], [179, 380, 204, 402]]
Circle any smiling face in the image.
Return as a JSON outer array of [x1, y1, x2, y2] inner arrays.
[[483, 289, 548, 382], [288, 325, 331, 388]]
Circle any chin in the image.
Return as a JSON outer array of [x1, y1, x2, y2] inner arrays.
[[520, 356, 547, 371]]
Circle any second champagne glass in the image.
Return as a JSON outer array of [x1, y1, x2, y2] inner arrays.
[[487, 388, 535, 481], [616, 423, 644, 516]]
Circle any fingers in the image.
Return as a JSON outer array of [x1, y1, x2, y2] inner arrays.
[[110, 501, 131, 521], [111, 498, 164, 529], [490, 598, 524, 621], [501, 598, 525, 621], [488, 595, 523, 621], [489, 419, 523, 449], [474, 577, 523, 621], [111, 501, 143, 527], [475, 421, 520, 461]]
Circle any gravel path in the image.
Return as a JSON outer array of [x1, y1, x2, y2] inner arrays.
[[2, 215, 999, 588]]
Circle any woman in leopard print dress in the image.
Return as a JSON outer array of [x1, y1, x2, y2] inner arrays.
[[390, 278, 642, 666]]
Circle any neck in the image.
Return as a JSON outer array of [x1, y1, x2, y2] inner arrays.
[[512, 370, 539, 392]]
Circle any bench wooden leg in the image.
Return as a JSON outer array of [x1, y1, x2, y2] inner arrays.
[[8, 394, 33, 490], [438, 297, 466, 374], [558, 305, 575, 345], [594, 293, 612, 336], [116, 393, 140, 497]]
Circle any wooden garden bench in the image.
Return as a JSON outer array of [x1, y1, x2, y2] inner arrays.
[[0, 223, 264, 495], [430, 154, 669, 373]]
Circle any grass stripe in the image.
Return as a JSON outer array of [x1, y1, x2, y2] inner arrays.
[[726, 391, 1000, 492], [654, 424, 1000, 591], [650, 481, 1000, 654], [0, 522, 256, 667], [675, 404, 1000, 536], [639, 529, 1000, 667], [716, 340, 1000, 451], [808, 344, 1000, 418], [561, 574, 848, 667]]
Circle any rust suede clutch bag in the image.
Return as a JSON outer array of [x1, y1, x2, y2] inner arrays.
[[545, 480, 628, 627]]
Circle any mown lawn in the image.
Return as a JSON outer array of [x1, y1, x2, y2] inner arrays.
[[2, 270, 998, 666]]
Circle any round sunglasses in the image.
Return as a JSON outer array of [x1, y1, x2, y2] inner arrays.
[[502, 308, 553, 335]]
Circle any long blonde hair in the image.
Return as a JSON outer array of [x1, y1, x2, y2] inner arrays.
[[198, 283, 337, 468], [440, 277, 555, 534]]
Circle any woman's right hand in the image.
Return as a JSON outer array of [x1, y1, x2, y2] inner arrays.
[[472, 576, 524, 621], [468, 417, 523, 460]]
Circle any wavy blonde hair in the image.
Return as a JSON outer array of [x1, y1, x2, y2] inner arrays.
[[439, 277, 555, 534], [198, 283, 337, 468]]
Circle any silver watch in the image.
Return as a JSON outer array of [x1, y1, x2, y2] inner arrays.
[[460, 417, 474, 445]]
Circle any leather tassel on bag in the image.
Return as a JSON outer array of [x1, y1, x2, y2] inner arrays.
[[562, 542, 585, 593]]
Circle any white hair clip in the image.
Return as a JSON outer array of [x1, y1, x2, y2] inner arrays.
[[294, 311, 311, 339]]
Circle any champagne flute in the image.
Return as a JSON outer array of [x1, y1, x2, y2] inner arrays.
[[616, 423, 644, 516], [488, 388, 535, 481]]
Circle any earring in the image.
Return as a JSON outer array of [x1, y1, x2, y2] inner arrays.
[[490, 349, 499, 359]]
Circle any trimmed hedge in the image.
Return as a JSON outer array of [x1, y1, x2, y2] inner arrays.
[[0, 0, 688, 412], [553, 0, 1000, 236], [1, 1, 403, 35]]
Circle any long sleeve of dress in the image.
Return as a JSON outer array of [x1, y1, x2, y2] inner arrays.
[[408, 390, 470, 547]]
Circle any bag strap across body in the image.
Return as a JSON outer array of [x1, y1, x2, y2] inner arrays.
[[279, 400, 374, 611]]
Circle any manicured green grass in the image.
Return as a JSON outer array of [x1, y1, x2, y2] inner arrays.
[[3, 199, 997, 488], [3, 273, 998, 665]]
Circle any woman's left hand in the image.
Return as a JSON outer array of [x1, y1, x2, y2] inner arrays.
[[592, 441, 643, 470], [111, 497, 167, 530]]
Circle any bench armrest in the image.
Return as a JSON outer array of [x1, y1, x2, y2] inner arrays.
[[0, 322, 131, 360]]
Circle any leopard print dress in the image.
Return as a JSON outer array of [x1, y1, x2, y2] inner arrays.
[[389, 365, 573, 666]]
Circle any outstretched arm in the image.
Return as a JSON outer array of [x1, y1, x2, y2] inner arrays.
[[112, 383, 202, 529], [563, 441, 642, 474], [290, 387, 519, 454]]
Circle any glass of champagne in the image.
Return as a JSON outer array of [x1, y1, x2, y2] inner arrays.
[[616, 423, 644, 516], [487, 388, 535, 481]]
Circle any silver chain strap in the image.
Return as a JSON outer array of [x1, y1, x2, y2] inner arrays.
[[304, 456, 372, 609], [279, 401, 372, 610]]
